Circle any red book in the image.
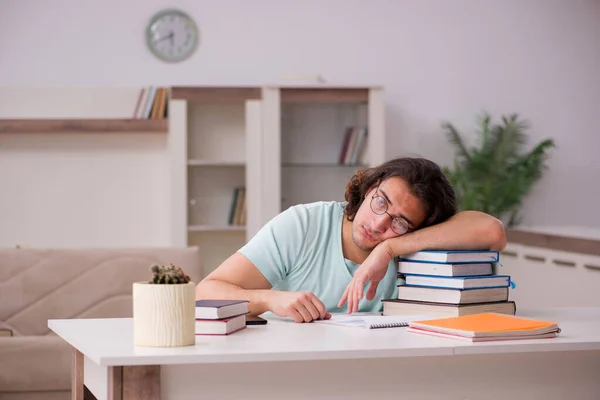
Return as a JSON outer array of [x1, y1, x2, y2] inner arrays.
[[195, 314, 246, 336]]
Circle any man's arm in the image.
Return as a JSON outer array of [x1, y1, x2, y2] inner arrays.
[[384, 210, 507, 257], [339, 210, 507, 313], [195, 252, 274, 315], [196, 253, 330, 322]]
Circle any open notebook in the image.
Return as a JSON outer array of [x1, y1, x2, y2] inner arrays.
[[316, 313, 432, 329]]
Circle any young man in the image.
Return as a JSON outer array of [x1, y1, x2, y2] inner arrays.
[[195, 157, 507, 322]]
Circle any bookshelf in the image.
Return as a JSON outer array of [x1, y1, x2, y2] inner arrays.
[[169, 86, 262, 277], [259, 85, 385, 223], [0, 118, 167, 133], [0, 87, 168, 134]]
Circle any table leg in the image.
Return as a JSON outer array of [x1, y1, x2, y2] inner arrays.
[[108, 366, 123, 400], [72, 348, 84, 400], [122, 365, 160, 400]]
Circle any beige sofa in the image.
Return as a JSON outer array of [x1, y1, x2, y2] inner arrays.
[[0, 247, 202, 400]]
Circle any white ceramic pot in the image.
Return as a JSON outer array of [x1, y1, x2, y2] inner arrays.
[[133, 281, 196, 347]]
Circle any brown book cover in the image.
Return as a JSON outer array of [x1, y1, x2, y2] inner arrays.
[[151, 88, 164, 119], [157, 87, 168, 119], [338, 127, 354, 164]]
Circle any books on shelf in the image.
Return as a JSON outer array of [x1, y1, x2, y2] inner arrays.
[[228, 187, 246, 226], [398, 261, 493, 277], [195, 299, 249, 335], [397, 250, 500, 264], [407, 312, 560, 342], [133, 86, 169, 120], [338, 126, 368, 166], [382, 299, 516, 318], [384, 249, 516, 318]]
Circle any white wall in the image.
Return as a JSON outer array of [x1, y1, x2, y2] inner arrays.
[[0, 0, 598, 246], [0, 89, 170, 247]]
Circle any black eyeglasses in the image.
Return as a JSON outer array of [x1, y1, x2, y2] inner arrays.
[[370, 185, 412, 235]]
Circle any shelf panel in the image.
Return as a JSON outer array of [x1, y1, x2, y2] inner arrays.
[[188, 225, 246, 232], [281, 88, 369, 103], [282, 163, 367, 168], [0, 119, 167, 133], [171, 87, 261, 102], [188, 160, 245, 167]]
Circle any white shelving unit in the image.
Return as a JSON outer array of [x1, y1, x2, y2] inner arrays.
[[169, 87, 262, 277], [169, 85, 385, 278], [259, 85, 386, 223]]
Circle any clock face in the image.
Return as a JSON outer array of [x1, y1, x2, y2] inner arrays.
[[146, 9, 199, 63]]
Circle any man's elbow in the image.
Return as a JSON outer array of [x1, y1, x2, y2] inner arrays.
[[487, 217, 507, 251], [195, 278, 215, 300]]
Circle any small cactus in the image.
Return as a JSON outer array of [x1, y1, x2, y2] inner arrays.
[[149, 263, 191, 284]]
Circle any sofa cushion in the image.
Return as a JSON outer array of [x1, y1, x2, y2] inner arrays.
[[0, 336, 71, 392]]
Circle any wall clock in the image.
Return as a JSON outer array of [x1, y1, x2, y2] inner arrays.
[[146, 9, 199, 63]]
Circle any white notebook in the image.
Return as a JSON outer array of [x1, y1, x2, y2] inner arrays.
[[316, 313, 432, 329]]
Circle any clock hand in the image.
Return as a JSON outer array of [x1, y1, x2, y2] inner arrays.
[[153, 31, 174, 44]]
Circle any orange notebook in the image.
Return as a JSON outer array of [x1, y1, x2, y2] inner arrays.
[[408, 312, 560, 342]]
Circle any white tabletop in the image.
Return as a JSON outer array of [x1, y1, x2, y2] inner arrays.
[[48, 307, 600, 367]]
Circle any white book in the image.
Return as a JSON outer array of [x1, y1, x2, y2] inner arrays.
[[398, 261, 493, 277], [397, 286, 509, 304], [142, 86, 157, 119], [402, 274, 511, 289], [398, 250, 499, 264], [195, 299, 249, 319], [344, 128, 359, 165], [382, 299, 517, 318], [349, 128, 368, 165]]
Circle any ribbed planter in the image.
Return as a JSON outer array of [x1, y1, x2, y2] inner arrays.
[[133, 281, 196, 347]]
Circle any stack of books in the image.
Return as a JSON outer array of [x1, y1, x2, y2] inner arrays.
[[383, 250, 516, 318], [195, 300, 249, 336]]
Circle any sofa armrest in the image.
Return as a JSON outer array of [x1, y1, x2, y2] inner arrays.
[[0, 336, 71, 392]]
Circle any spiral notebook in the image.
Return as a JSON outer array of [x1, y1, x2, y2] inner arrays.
[[316, 314, 432, 329]]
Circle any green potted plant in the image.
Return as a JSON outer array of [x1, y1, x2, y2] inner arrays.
[[133, 264, 195, 347], [442, 112, 555, 226]]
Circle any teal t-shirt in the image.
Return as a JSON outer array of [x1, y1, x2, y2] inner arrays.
[[238, 201, 399, 313]]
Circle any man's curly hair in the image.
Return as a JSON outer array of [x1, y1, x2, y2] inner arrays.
[[344, 157, 458, 229]]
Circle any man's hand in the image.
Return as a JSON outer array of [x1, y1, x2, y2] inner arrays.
[[266, 291, 331, 323], [338, 243, 393, 313]]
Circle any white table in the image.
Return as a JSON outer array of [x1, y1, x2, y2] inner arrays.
[[49, 307, 600, 400]]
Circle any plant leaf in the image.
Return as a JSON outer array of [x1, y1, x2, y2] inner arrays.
[[442, 122, 472, 163], [442, 113, 554, 226]]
